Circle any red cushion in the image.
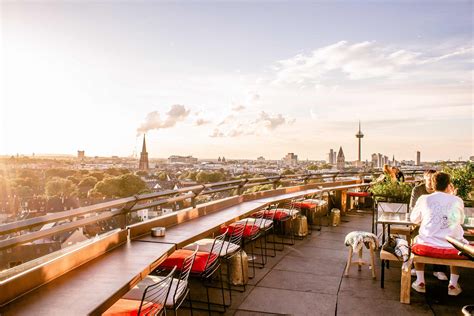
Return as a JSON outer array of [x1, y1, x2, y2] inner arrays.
[[265, 209, 291, 220], [293, 201, 317, 209], [159, 249, 218, 273], [220, 223, 259, 237], [103, 298, 162, 316], [347, 192, 370, 197], [412, 244, 467, 260]]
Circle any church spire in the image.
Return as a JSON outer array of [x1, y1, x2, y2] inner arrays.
[[138, 134, 149, 171], [141, 134, 147, 153]]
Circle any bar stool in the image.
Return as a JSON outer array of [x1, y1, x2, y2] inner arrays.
[[343, 231, 378, 279]]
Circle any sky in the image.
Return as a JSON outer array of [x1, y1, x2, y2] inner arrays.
[[1, 0, 473, 161]]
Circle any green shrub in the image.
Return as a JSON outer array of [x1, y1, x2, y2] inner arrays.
[[443, 162, 473, 200], [369, 181, 413, 202]]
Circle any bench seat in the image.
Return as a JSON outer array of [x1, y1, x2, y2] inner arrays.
[[400, 254, 474, 304]]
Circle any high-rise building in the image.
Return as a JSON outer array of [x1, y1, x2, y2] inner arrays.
[[371, 153, 378, 167], [355, 121, 364, 161], [416, 151, 421, 166], [328, 149, 334, 164], [336, 147, 345, 170], [283, 153, 298, 166], [138, 134, 149, 171], [377, 153, 383, 168], [77, 150, 85, 160]]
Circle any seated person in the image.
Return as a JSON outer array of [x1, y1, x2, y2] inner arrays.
[[374, 164, 396, 184], [410, 172, 467, 296], [392, 167, 405, 182], [409, 169, 436, 210], [409, 169, 447, 280]]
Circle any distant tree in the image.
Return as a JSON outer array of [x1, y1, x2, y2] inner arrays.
[[45, 168, 76, 179], [78, 176, 98, 197], [90, 171, 106, 181], [156, 172, 167, 181], [16, 185, 34, 199], [307, 165, 319, 171], [67, 175, 81, 185], [244, 184, 275, 194], [136, 170, 149, 177], [14, 175, 42, 194], [179, 171, 197, 181], [91, 174, 149, 198], [45, 177, 78, 198], [106, 168, 130, 176], [0, 176, 12, 199], [320, 163, 332, 170], [281, 169, 295, 175], [196, 171, 225, 183]]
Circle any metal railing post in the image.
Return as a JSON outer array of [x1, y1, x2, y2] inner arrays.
[[237, 179, 248, 195], [191, 185, 205, 208]]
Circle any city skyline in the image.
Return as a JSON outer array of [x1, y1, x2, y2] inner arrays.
[[1, 1, 473, 161]]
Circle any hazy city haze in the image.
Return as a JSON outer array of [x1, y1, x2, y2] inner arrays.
[[1, 1, 473, 161]]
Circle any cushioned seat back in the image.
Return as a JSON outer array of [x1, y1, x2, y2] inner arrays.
[[160, 250, 217, 273], [183, 239, 240, 256], [221, 223, 259, 237]]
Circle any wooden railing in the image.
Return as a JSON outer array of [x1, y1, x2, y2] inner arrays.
[[0, 170, 424, 252]]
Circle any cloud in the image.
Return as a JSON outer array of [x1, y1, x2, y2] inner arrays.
[[195, 118, 212, 126], [218, 114, 235, 126], [209, 128, 224, 138], [137, 104, 190, 135], [273, 41, 473, 86], [255, 111, 288, 130], [210, 110, 293, 138], [231, 105, 246, 112]]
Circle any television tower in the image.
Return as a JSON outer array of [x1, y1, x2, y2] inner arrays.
[[355, 121, 364, 161]]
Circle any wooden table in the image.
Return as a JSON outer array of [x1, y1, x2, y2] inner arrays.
[[377, 212, 414, 245], [135, 201, 267, 248], [134, 183, 367, 248], [0, 241, 175, 316]]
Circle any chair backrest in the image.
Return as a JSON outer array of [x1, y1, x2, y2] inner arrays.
[[138, 266, 176, 316], [173, 247, 197, 304], [252, 209, 268, 229], [263, 204, 277, 222], [278, 199, 295, 211], [202, 230, 227, 277], [227, 220, 246, 249], [377, 202, 408, 214]]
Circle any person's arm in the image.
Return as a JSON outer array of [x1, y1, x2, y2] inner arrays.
[[457, 197, 465, 225], [410, 196, 423, 224]]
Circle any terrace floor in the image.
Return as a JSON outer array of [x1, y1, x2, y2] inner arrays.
[[184, 211, 474, 316]]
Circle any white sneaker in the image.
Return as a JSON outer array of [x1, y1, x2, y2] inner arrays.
[[433, 271, 448, 281], [411, 268, 416, 276], [448, 284, 462, 296], [412, 281, 426, 293]]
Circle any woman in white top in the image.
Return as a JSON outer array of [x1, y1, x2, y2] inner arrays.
[[410, 172, 466, 296]]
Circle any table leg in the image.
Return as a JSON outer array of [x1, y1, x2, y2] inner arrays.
[[382, 223, 386, 245]]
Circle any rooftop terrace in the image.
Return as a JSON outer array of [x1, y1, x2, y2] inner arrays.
[[216, 211, 474, 315], [0, 173, 472, 315]]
